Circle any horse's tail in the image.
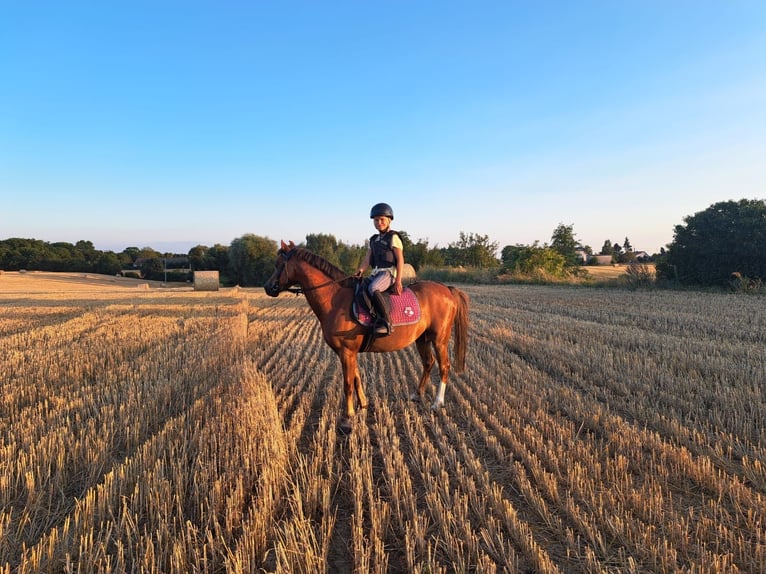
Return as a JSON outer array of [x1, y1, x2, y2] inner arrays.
[[449, 286, 469, 374]]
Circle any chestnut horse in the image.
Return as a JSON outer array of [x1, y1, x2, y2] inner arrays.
[[264, 241, 469, 432]]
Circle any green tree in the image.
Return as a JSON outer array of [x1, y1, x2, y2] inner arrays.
[[502, 242, 567, 277], [115, 250, 133, 269], [47, 242, 78, 271], [75, 240, 97, 267], [396, 230, 413, 260], [658, 199, 766, 286], [305, 233, 341, 267], [443, 232, 499, 268], [337, 243, 367, 274], [94, 252, 122, 275], [550, 223, 579, 267], [304, 233, 368, 274], [188, 245, 209, 270], [208, 244, 229, 270], [0, 238, 47, 270], [137, 246, 162, 261], [397, 235, 445, 270], [599, 240, 614, 257], [424, 246, 445, 267], [140, 257, 164, 279], [228, 234, 277, 286], [617, 237, 636, 263], [406, 237, 431, 271], [121, 247, 141, 265], [501, 244, 525, 269]]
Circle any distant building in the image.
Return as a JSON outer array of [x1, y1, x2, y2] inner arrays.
[[593, 255, 613, 265], [633, 251, 650, 261], [574, 249, 589, 264]]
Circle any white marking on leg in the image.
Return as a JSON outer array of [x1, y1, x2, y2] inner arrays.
[[432, 381, 446, 410]]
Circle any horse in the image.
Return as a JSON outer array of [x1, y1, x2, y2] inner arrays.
[[264, 240, 469, 433]]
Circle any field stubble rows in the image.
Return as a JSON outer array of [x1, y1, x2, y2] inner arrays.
[[0, 285, 764, 572]]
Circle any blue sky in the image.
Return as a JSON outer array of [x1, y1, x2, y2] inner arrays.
[[2, 1, 765, 255]]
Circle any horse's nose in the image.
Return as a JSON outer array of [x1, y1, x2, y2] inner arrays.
[[264, 282, 278, 297]]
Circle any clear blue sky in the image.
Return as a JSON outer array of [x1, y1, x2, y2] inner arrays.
[[2, 1, 765, 255]]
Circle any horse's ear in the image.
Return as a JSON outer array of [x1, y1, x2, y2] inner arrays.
[[288, 240, 296, 249], [280, 240, 288, 250]]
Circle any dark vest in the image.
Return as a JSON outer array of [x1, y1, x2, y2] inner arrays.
[[369, 231, 399, 268]]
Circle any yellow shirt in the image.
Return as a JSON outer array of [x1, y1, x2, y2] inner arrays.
[[371, 233, 403, 277]]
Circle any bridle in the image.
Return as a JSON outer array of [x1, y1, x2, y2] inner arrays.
[[275, 249, 354, 296]]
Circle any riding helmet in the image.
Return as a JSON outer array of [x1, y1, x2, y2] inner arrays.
[[370, 203, 394, 220]]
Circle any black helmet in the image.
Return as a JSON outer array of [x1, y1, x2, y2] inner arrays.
[[370, 202, 394, 220]]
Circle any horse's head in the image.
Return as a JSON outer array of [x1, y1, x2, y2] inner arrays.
[[264, 240, 298, 297]]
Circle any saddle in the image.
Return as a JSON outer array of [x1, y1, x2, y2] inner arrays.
[[352, 281, 421, 329]]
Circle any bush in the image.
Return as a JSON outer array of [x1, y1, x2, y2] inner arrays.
[[418, 266, 499, 284], [729, 272, 765, 294], [622, 263, 655, 290]]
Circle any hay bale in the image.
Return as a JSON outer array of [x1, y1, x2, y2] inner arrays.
[[401, 263, 417, 285], [194, 270, 220, 291]]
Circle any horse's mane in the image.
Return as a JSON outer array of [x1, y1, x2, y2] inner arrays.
[[293, 248, 351, 284]]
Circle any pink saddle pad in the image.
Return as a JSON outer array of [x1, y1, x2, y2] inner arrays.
[[356, 288, 421, 327]]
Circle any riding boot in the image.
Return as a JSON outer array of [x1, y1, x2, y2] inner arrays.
[[371, 291, 393, 335]]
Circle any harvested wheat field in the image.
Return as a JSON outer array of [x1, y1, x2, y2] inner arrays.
[[1, 277, 765, 573]]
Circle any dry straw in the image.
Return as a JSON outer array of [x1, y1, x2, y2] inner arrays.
[[401, 263, 417, 284], [4, 285, 765, 572], [193, 271, 219, 291]]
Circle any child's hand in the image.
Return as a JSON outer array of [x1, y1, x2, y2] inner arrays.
[[392, 280, 403, 295]]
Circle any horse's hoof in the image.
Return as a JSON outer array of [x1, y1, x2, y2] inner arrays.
[[431, 401, 445, 411], [338, 418, 353, 435], [410, 393, 421, 402]]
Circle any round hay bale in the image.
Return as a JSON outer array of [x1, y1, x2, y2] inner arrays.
[[401, 263, 417, 284], [194, 270, 220, 291]]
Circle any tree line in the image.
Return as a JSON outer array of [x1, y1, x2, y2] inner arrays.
[[656, 198, 766, 288], [2, 198, 763, 288], [0, 228, 584, 286]]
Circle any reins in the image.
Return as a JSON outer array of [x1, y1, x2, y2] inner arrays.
[[285, 274, 355, 296]]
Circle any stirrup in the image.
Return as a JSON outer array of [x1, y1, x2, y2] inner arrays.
[[374, 321, 392, 336]]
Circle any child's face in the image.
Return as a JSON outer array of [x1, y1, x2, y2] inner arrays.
[[373, 216, 390, 232]]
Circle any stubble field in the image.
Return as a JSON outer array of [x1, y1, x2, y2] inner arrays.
[[1, 273, 765, 573]]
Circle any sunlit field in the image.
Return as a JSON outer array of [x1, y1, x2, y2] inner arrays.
[[1, 273, 764, 573], [583, 264, 651, 280]]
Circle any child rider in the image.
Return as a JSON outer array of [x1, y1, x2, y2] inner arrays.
[[354, 203, 404, 335]]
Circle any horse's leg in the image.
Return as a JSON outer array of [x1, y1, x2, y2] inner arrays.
[[431, 332, 452, 410], [338, 350, 359, 434], [413, 335, 435, 401], [354, 363, 368, 410]]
